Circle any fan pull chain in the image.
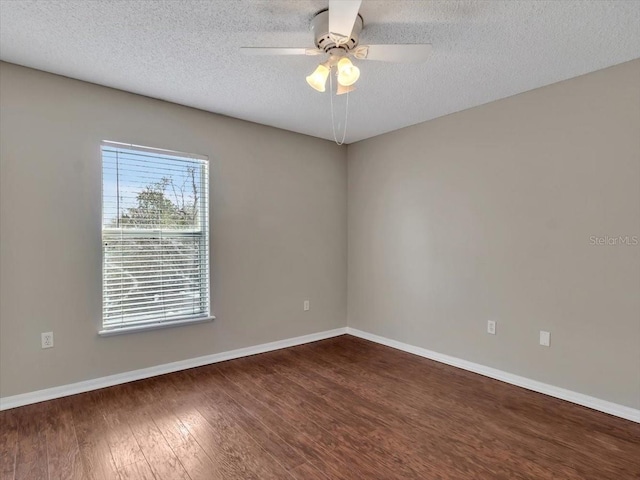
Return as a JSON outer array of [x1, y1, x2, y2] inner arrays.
[[329, 69, 349, 146]]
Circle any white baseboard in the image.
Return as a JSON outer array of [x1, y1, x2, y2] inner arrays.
[[346, 327, 640, 423], [4, 325, 638, 423], [0, 327, 348, 411]]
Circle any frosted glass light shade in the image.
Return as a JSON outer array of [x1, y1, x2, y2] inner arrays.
[[337, 57, 360, 86], [306, 64, 330, 92], [336, 83, 355, 95]]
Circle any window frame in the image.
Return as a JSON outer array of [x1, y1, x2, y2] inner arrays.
[[98, 141, 214, 336]]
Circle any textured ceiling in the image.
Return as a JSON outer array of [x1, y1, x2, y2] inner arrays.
[[1, 0, 639, 144]]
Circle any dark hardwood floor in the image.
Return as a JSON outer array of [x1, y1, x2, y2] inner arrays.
[[1, 335, 639, 479]]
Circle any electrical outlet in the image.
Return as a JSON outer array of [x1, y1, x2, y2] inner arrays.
[[41, 332, 54, 349], [540, 330, 550, 347], [487, 320, 496, 335], [303, 300, 310, 311]]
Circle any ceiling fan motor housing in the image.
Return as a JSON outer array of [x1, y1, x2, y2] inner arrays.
[[311, 9, 363, 56]]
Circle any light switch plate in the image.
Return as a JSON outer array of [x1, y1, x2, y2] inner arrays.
[[487, 320, 496, 335], [540, 330, 550, 347]]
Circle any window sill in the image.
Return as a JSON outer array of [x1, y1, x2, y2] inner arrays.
[[98, 316, 215, 337]]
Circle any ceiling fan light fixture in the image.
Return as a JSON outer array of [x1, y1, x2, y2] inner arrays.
[[241, 1, 434, 144], [336, 57, 360, 86], [306, 63, 330, 92]]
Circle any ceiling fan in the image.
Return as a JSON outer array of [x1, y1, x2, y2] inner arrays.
[[240, 0, 433, 95]]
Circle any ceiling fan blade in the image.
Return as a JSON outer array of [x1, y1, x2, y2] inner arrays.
[[354, 44, 433, 63], [329, 0, 362, 44], [240, 47, 323, 56]]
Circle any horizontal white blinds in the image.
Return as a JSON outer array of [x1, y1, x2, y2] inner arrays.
[[101, 142, 209, 330]]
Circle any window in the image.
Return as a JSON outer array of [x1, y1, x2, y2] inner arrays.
[[100, 141, 211, 335]]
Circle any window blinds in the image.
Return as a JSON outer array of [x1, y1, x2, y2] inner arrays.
[[101, 142, 210, 332]]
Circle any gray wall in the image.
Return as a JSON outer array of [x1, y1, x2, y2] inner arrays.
[[2, 59, 638, 409], [347, 60, 640, 409], [0, 62, 347, 398]]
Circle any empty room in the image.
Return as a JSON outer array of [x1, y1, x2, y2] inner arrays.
[[0, 0, 639, 479]]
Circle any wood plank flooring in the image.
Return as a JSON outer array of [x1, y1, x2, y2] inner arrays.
[[1, 335, 639, 479]]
